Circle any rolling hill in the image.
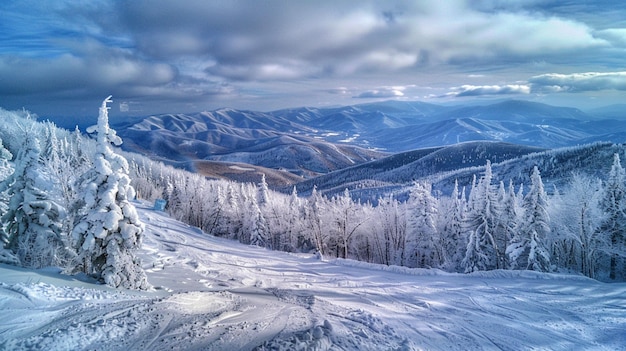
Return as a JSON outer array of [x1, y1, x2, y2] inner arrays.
[[112, 100, 626, 187]]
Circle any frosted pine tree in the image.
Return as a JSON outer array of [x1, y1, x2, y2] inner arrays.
[[462, 161, 500, 272], [507, 166, 551, 272], [440, 180, 466, 271], [406, 182, 441, 268], [0, 137, 17, 265], [600, 153, 626, 281], [246, 196, 268, 248], [0, 131, 67, 268], [0, 138, 13, 182], [71, 96, 148, 290]]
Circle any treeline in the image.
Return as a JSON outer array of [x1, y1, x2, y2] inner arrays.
[[129, 146, 626, 282], [0, 103, 625, 287]]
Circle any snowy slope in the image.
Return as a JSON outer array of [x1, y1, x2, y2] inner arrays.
[[1, 203, 625, 350]]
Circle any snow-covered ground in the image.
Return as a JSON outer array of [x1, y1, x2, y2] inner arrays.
[[1, 203, 625, 350]]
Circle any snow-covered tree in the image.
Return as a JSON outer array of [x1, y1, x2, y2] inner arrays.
[[599, 153, 626, 281], [462, 161, 500, 272], [0, 130, 67, 268], [0, 138, 13, 182], [553, 173, 605, 277], [406, 182, 441, 268], [371, 194, 406, 266], [329, 189, 368, 259], [439, 180, 466, 271], [507, 166, 552, 272], [245, 194, 269, 248], [71, 96, 148, 289], [305, 186, 329, 257], [494, 181, 519, 269]]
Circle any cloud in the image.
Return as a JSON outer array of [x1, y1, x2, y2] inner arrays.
[[0, 49, 177, 97], [595, 28, 626, 47], [1, 0, 624, 115], [113, 1, 610, 81], [354, 86, 406, 99], [529, 72, 626, 92], [447, 84, 531, 97]]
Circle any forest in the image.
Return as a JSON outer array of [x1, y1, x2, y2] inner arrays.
[[0, 98, 625, 290]]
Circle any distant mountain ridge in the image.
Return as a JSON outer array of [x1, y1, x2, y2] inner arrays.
[[114, 99, 626, 186]]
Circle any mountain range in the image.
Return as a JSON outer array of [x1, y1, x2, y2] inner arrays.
[[111, 99, 626, 189]]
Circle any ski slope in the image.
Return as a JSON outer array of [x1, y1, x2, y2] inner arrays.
[[1, 203, 625, 350]]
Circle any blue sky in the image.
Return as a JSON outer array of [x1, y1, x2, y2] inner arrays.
[[1, 0, 626, 119]]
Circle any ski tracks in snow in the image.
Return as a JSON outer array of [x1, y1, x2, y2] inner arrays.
[[1, 204, 625, 350]]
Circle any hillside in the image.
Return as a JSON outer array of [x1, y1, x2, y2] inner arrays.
[[1, 203, 623, 350], [291, 141, 545, 197], [117, 111, 385, 179], [109, 100, 626, 186]]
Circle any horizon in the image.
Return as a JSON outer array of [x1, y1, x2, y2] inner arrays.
[[2, 1, 626, 121]]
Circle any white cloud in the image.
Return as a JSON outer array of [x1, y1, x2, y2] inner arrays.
[[447, 84, 531, 97], [354, 86, 407, 99], [529, 72, 626, 92]]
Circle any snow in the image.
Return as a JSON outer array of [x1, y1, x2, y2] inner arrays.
[[1, 202, 625, 350]]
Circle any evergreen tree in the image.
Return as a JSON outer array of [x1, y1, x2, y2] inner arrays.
[[494, 181, 519, 269], [0, 138, 15, 264], [462, 161, 500, 272], [600, 153, 626, 281], [406, 182, 441, 268], [71, 96, 148, 289], [0, 138, 13, 182], [246, 194, 268, 248], [507, 166, 552, 272], [440, 180, 466, 271], [0, 131, 67, 268]]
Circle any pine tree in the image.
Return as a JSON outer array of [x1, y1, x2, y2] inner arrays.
[[462, 161, 500, 272], [507, 166, 552, 272], [0, 131, 67, 268], [246, 195, 268, 248], [0, 138, 15, 264], [440, 180, 466, 271], [600, 153, 626, 281], [71, 96, 148, 289], [406, 182, 441, 268], [494, 181, 519, 269], [0, 138, 13, 182]]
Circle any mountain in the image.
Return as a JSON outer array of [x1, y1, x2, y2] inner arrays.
[[294, 141, 626, 203], [116, 111, 386, 183], [113, 99, 626, 185], [341, 100, 623, 151], [586, 104, 626, 120], [289, 141, 546, 198]]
